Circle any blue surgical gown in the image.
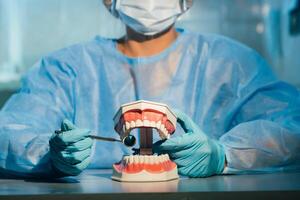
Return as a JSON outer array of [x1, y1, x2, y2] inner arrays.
[[1, 29, 300, 177]]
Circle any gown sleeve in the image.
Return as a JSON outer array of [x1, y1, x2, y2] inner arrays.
[[0, 56, 76, 178], [218, 42, 300, 174]]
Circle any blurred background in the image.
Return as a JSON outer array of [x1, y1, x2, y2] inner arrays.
[[0, 0, 299, 108]]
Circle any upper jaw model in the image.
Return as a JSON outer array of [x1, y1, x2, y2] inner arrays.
[[112, 100, 179, 182]]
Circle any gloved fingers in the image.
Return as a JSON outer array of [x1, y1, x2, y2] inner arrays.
[[49, 135, 66, 150], [153, 133, 204, 153], [177, 164, 204, 178], [177, 159, 214, 178], [73, 156, 92, 173], [51, 154, 91, 176], [172, 143, 224, 178], [152, 139, 165, 152], [50, 148, 78, 175], [51, 157, 75, 176], [153, 133, 194, 153], [65, 148, 92, 165], [172, 109, 202, 134], [51, 128, 91, 145], [49, 135, 93, 151], [171, 153, 206, 178], [61, 119, 77, 131], [173, 149, 212, 172], [52, 147, 92, 165], [167, 143, 205, 161], [64, 137, 93, 152]]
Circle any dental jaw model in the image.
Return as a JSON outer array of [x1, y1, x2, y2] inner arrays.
[[112, 100, 179, 182]]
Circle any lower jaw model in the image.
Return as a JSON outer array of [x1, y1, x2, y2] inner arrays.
[[111, 100, 179, 182]]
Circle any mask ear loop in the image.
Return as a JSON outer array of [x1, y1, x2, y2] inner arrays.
[[107, 0, 119, 18], [180, 0, 193, 12]]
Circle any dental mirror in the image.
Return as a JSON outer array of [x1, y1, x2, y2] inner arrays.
[[55, 130, 136, 147], [123, 135, 136, 147]]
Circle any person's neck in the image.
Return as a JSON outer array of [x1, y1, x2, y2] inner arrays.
[[117, 27, 178, 57]]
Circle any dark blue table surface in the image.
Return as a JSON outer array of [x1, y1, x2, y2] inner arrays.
[[0, 169, 299, 200]]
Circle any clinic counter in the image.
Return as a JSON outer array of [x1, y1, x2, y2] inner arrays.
[[0, 169, 299, 200]]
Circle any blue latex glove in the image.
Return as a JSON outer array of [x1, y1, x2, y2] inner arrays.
[[153, 109, 226, 177], [49, 120, 93, 176]]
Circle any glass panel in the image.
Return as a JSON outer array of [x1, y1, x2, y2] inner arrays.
[[0, 0, 299, 89], [0, 0, 124, 86]]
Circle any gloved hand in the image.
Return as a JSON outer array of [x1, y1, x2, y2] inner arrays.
[[153, 109, 226, 177], [49, 119, 93, 176]]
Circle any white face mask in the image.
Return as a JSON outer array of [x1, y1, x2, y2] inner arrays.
[[109, 0, 191, 36]]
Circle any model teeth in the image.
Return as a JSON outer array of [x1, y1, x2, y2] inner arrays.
[[123, 154, 170, 164], [159, 124, 168, 139], [122, 120, 171, 140], [126, 122, 130, 130], [150, 121, 156, 127], [156, 121, 161, 129], [136, 119, 143, 126], [129, 155, 134, 164], [165, 154, 170, 160], [143, 120, 150, 126], [139, 155, 145, 163], [160, 124, 165, 132], [154, 155, 159, 164], [124, 156, 129, 164], [130, 121, 135, 128], [149, 156, 154, 164], [133, 155, 139, 164], [144, 156, 150, 164]]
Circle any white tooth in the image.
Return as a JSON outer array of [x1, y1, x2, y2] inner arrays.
[[165, 154, 170, 160], [163, 129, 168, 138], [130, 121, 135, 128], [158, 130, 165, 140], [161, 155, 165, 162], [149, 156, 154, 164], [166, 134, 170, 139], [154, 155, 159, 164], [150, 121, 156, 128], [159, 155, 164, 163], [143, 120, 150, 126], [160, 131, 166, 140], [164, 154, 168, 161], [160, 124, 165, 133], [157, 155, 161, 163], [124, 156, 129, 164], [161, 127, 168, 139], [147, 156, 152, 164], [163, 155, 168, 162], [133, 155, 139, 164], [139, 155, 144, 163], [144, 156, 149, 164], [136, 119, 143, 127], [123, 156, 128, 163], [125, 122, 130, 130], [156, 121, 161, 129], [152, 155, 156, 163], [129, 155, 134, 164]]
